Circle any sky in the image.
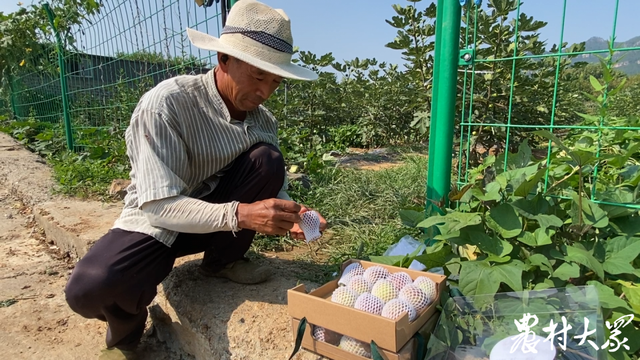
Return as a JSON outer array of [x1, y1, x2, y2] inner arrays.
[[1, 0, 638, 68]]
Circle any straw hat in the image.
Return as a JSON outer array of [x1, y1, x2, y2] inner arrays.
[[186, 0, 318, 81]]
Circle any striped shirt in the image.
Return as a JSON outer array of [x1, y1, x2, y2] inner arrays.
[[112, 69, 290, 246]]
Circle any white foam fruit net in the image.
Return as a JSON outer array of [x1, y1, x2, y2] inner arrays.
[[363, 266, 390, 285], [413, 276, 437, 304], [339, 335, 372, 358], [346, 275, 372, 295], [398, 284, 430, 313], [371, 279, 398, 304], [381, 298, 417, 322], [330, 286, 359, 307], [338, 262, 365, 286], [354, 292, 385, 316], [299, 210, 322, 243], [388, 272, 413, 291], [312, 325, 341, 345]]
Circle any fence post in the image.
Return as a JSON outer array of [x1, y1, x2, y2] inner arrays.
[[43, 3, 74, 151], [425, 0, 462, 216], [7, 74, 18, 118]]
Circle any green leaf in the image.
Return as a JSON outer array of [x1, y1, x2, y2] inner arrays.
[[471, 181, 501, 201], [416, 212, 483, 233], [527, 253, 553, 274], [412, 244, 451, 270], [369, 255, 406, 266], [516, 228, 554, 247], [553, 262, 580, 280], [466, 231, 513, 257], [459, 261, 500, 297], [603, 237, 640, 275], [569, 194, 609, 228], [514, 166, 546, 197], [533, 130, 572, 156], [459, 260, 523, 296], [399, 209, 424, 228], [589, 75, 605, 91], [564, 245, 605, 280], [511, 194, 551, 217], [615, 281, 640, 317], [496, 164, 539, 195], [586, 281, 633, 312], [533, 214, 563, 231], [486, 203, 522, 238]]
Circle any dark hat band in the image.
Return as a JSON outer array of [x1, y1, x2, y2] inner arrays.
[[222, 25, 293, 54]]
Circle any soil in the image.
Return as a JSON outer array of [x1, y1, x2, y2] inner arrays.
[[0, 189, 186, 360]]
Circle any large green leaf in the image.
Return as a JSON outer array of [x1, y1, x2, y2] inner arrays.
[[459, 260, 523, 297], [459, 261, 500, 297], [466, 231, 513, 257], [471, 181, 501, 201], [486, 203, 522, 238], [553, 262, 580, 281], [610, 216, 640, 236], [527, 253, 553, 274], [563, 245, 605, 280], [514, 167, 546, 197], [516, 228, 553, 247], [615, 281, 640, 318], [416, 212, 482, 233], [586, 281, 633, 312], [511, 194, 551, 217], [399, 209, 424, 228], [412, 244, 451, 270], [533, 214, 563, 231], [603, 237, 640, 275], [569, 194, 609, 228], [496, 164, 539, 195]]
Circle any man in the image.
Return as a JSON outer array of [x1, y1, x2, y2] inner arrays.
[[63, 1, 326, 358]]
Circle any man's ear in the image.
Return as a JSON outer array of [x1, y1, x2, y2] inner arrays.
[[217, 53, 231, 71]]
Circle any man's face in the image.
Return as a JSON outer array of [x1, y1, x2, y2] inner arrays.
[[225, 58, 283, 111]]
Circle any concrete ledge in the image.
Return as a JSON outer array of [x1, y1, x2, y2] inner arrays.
[[33, 201, 121, 259]]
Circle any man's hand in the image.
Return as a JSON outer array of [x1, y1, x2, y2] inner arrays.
[[236, 199, 302, 235], [288, 205, 328, 241]]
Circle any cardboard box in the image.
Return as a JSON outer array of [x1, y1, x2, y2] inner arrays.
[[291, 311, 441, 360], [288, 259, 447, 355]]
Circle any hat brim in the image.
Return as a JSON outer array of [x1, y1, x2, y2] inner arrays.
[[186, 27, 318, 81]]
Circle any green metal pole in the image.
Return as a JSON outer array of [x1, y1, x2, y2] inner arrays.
[[7, 74, 18, 119], [426, 0, 462, 214], [43, 3, 74, 151], [229, 0, 238, 8]]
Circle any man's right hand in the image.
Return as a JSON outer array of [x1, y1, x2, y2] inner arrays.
[[236, 199, 302, 235]]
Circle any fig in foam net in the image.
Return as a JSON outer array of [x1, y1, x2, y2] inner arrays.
[[339, 335, 371, 358], [312, 325, 341, 346], [354, 292, 384, 316], [331, 286, 358, 307], [381, 298, 417, 322], [346, 275, 372, 295], [363, 265, 390, 285], [338, 262, 365, 286], [370, 278, 398, 304], [388, 271, 413, 291], [413, 276, 437, 304], [399, 284, 430, 313]]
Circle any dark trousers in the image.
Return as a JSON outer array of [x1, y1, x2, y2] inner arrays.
[[63, 143, 285, 350]]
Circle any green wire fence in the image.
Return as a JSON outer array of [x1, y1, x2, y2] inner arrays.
[[426, 0, 640, 214], [8, 0, 225, 151]]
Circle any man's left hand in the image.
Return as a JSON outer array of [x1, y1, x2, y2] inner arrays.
[[288, 205, 327, 241]]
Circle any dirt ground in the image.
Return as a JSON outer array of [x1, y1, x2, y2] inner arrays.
[[0, 189, 189, 360]]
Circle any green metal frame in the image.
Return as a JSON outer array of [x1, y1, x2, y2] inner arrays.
[[43, 3, 74, 151], [427, 0, 640, 217]]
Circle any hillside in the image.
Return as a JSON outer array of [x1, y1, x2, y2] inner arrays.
[[573, 36, 640, 75]]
